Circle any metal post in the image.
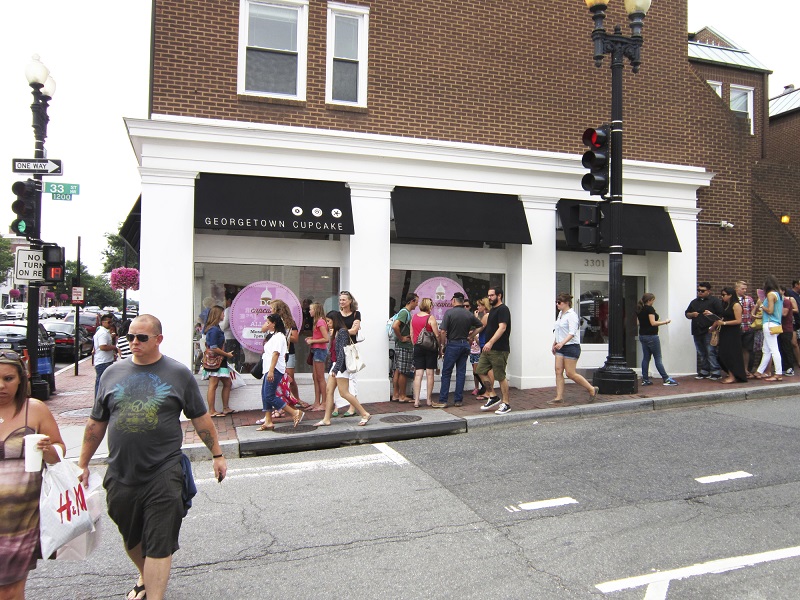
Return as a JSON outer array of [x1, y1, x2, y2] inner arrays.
[[593, 38, 637, 394], [74, 237, 81, 376], [26, 82, 48, 399]]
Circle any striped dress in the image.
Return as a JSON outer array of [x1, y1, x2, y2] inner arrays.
[[0, 400, 42, 584]]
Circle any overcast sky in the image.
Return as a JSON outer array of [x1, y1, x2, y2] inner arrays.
[[0, 1, 794, 275]]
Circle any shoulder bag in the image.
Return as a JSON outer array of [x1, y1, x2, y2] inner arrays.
[[344, 339, 366, 372], [202, 348, 222, 371], [710, 324, 721, 346], [250, 357, 264, 379]]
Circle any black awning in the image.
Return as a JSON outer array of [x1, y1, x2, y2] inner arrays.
[[557, 199, 681, 252], [195, 174, 354, 235], [119, 196, 141, 254], [391, 187, 532, 245]]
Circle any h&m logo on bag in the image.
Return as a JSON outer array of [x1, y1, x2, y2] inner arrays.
[[56, 484, 88, 523]]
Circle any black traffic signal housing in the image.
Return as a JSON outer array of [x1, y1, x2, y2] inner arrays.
[[581, 125, 610, 196], [11, 179, 38, 238], [42, 244, 65, 283], [578, 203, 602, 248]]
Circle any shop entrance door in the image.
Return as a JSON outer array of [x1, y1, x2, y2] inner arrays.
[[574, 274, 641, 368]]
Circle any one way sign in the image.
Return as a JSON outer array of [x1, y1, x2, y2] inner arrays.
[[12, 159, 63, 175]]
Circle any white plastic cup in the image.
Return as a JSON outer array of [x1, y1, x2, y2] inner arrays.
[[23, 434, 47, 472]]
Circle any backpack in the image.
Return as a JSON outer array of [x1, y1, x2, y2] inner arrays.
[[387, 309, 409, 342], [387, 312, 400, 342]]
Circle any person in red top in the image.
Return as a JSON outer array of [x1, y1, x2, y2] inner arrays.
[[410, 298, 441, 408]]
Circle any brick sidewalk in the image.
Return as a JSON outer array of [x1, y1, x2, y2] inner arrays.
[[49, 359, 792, 447]]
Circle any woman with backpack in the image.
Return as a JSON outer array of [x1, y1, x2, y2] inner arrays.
[[411, 297, 441, 408]]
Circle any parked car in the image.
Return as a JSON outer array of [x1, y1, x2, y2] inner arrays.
[[62, 311, 102, 336], [42, 320, 93, 359], [0, 321, 56, 392], [4, 303, 27, 320]]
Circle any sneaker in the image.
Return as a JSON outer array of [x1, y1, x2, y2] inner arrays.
[[708, 375, 722, 381], [480, 396, 501, 411], [430, 401, 449, 408], [786, 368, 795, 376], [641, 379, 653, 386], [494, 403, 511, 415], [663, 378, 678, 386], [695, 374, 709, 380], [454, 401, 463, 407]]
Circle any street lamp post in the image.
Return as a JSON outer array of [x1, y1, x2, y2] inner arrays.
[[583, 0, 650, 395], [24, 54, 56, 399]]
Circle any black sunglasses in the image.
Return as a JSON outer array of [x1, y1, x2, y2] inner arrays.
[[697, 288, 708, 293], [126, 333, 151, 343]]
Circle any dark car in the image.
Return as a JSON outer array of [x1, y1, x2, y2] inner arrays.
[[0, 321, 56, 392], [63, 312, 102, 336], [42, 320, 93, 359]]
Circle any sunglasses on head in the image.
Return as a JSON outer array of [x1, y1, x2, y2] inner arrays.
[[0, 350, 22, 361], [126, 333, 151, 343]]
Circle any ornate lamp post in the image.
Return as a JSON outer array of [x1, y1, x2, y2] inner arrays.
[[583, 0, 650, 395], [24, 54, 56, 399]]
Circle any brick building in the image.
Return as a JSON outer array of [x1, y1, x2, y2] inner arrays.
[[125, 1, 777, 394]]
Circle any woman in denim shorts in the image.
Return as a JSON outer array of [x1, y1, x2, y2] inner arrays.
[[550, 293, 599, 405], [304, 302, 330, 412]]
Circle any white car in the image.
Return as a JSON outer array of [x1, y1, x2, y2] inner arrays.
[[4, 303, 27, 320]]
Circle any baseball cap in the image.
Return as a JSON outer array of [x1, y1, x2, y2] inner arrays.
[[452, 292, 465, 301]]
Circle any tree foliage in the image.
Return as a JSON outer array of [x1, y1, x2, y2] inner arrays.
[[102, 228, 139, 273], [0, 237, 14, 287]]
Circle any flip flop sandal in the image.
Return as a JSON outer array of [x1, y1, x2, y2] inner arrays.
[[222, 409, 238, 415], [358, 415, 372, 426], [127, 583, 146, 600]]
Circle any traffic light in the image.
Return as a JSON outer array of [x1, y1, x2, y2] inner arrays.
[[11, 179, 38, 238], [581, 125, 610, 196], [578, 203, 602, 248], [42, 245, 65, 283]]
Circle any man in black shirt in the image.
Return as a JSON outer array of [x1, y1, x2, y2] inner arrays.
[[477, 287, 512, 414], [684, 282, 723, 380]]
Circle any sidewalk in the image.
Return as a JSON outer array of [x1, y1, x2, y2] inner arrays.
[[49, 359, 800, 462]]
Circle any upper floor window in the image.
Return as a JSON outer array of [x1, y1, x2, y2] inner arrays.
[[239, 0, 309, 100], [326, 2, 369, 106], [707, 80, 722, 97], [729, 85, 754, 134]]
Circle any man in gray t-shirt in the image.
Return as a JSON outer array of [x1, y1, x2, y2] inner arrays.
[[433, 293, 483, 408], [78, 314, 226, 600]]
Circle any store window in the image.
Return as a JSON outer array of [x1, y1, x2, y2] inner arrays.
[[326, 2, 369, 106], [729, 85, 754, 134], [194, 262, 338, 373], [239, 0, 309, 99], [390, 270, 504, 321]]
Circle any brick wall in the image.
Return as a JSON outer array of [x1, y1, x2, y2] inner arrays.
[[767, 111, 800, 164], [151, 0, 764, 290]]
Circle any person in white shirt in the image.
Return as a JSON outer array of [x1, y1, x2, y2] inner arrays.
[[550, 293, 599, 405], [256, 314, 304, 431], [93, 313, 118, 396]]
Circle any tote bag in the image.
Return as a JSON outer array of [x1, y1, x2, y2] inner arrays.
[[344, 341, 366, 372]]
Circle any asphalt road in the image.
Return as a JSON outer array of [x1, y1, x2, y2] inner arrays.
[[28, 394, 800, 599]]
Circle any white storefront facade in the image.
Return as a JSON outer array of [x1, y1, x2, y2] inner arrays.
[[127, 115, 712, 401]]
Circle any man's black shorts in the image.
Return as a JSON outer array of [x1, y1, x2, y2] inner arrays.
[[105, 461, 184, 559]]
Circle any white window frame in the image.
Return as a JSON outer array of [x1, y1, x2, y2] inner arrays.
[[238, 0, 309, 100], [325, 2, 369, 107], [707, 80, 722, 98], [729, 84, 754, 134]]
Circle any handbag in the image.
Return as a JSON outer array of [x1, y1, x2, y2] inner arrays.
[[40, 446, 96, 558], [250, 357, 264, 379], [752, 308, 762, 331], [202, 348, 222, 371], [416, 329, 439, 352], [55, 471, 104, 561], [306, 352, 314, 366], [769, 324, 783, 335], [344, 340, 366, 372], [710, 325, 720, 347]]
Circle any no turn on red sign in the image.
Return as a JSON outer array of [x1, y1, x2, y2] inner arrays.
[[71, 287, 85, 306]]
